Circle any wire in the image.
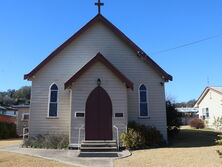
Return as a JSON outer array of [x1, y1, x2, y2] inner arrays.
[[150, 33, 222, 55]]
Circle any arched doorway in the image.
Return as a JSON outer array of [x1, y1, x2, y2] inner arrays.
[[85, 86, 112, 140]]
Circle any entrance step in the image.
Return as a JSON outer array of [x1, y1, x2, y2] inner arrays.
[[80, 140, 118, 152], [78, 152, 119, 158]]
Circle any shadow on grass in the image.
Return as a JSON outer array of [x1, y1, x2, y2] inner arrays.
[[169, 128, 222, 148]]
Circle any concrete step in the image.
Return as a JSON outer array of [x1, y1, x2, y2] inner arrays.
[[81, 147, 118, 152], [80, 140, 118, 152], [78, 152, 119, 157], [81, 143, 116, 147], [81, 140, 116, 143]]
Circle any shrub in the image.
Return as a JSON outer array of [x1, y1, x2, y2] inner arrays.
[[120, 128, 145, 149], [23, 134, 69, 149], [213, 117, 222, 130], [0, 122, 18, 139], [215, 134, 222, 145], [215, 134, 222, 157], [121, 121, 164, 149], [189, 118, 205, 129]]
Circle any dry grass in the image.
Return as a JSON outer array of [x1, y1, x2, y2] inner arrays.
[[0, 151, 77, 167], [0, 139, 22, 146], [0, 139, 78, 167], [115, 127, 222, 167]]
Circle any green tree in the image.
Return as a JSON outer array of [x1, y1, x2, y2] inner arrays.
[[166, 100, 182, 137], [0, 86, 31, 106]]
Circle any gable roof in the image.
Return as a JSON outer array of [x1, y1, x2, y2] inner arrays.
[[24, 14, 172, 81], [195, 86, 222, 106], [64, 53, 134, 90]]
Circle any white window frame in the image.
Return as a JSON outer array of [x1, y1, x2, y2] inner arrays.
[[47, 83, 59, 118], [138, 84, 149, 118], [22, 113, 30, 121], [202, 107, 209, 119]]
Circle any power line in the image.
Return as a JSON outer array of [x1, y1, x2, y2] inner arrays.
[[150, 33, 222, 55]]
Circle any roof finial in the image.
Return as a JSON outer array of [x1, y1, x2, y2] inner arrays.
[[95, 0, 104, 14]]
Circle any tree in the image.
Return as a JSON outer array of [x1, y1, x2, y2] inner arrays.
[[14, 86, 31, 104], [166, 100, 182, 137], [175, 99, 196, 108], [0, 86, 31, 106]]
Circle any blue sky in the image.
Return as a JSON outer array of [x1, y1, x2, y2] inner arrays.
[[0, 0, 222, 102]]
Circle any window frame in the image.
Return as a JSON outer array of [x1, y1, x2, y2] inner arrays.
[[138, 84, 149, 118], [21, 113, 30, 121], [47, 83, 59, 118], [201, 107, 209, 119]]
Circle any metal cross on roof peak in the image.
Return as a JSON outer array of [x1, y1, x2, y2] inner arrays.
[[95, 0, 104, 14]]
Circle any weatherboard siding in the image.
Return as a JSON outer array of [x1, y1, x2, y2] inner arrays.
[[198, 89, 222, 127], [29, 22, 167, 140], [70, 62, 128, 145]]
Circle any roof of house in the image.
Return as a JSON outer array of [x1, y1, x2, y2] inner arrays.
[[64, 52, 134, 90], [210, 87, 222, 94], [176, 108, 198, 113], [195, 86, 222, 106], [0, 106, 6, 111], [11, 105, 30, 108], [24, 14, 172, 82]]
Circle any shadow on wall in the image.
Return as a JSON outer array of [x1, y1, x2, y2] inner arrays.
[[169, 128, 221, 148]]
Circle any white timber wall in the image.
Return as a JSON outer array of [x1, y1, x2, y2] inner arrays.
[[70, 62, 128, 146], [198, 90, 222, 127], [29, 21, 168, 140]]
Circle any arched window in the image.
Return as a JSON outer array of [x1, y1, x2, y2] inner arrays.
[[139, 84, 148, 117], [48, 84, 58, 117]]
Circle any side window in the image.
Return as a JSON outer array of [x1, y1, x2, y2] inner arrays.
[[49, 84, 58, 117], [202, 107, 209, 119], [22, 113, 30, 120], [205, 108, 209, 118], [139, 84, 148, 117]]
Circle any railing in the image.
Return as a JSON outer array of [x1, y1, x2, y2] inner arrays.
[[113, 125, 119, 150], [77, 124, 119, 150], [23, 127, 29, 143], [78, 125, 85, 150]]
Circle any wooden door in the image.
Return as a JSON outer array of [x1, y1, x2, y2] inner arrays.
[[85, 86, 112, 140]]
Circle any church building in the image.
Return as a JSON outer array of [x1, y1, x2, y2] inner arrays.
[[24, 1, 172, 148]]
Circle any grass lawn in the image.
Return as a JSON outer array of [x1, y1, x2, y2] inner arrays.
[[0, 139, 78, 167], [0, 139, 22, 146], [115, 126, 222, 167], [0, 151, 76, 167]]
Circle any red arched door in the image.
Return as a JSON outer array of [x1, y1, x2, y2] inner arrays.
[[85, 86, 112, 140]]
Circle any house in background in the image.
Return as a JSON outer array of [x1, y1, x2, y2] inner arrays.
[[194, 87, 222, 128], [0, 106, 17, 123], [24, 12, 172, 149], [0, 106, 17, 117], [12, 105, 30, 136], [176, 107, 198, 125]]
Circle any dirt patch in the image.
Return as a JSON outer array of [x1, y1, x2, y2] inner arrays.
[[0, 139, 22, 146], [0, 151, 78, 167]]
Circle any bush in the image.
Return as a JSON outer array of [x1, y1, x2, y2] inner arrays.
[[215, 134, 222, 145], [0, 122, 18, 139], [189, 118, 205, 129], [120, 128, 145, 149], [215, 134, 222, 157], [23, 134, 69, 149], [120, 121, 164, 150]]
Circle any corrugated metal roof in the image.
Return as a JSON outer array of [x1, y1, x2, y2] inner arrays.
[[11, 105, 30, 108], [211, 87, 222, 93], [0, 106, 6, 110], [176, 108, 198, 113]]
